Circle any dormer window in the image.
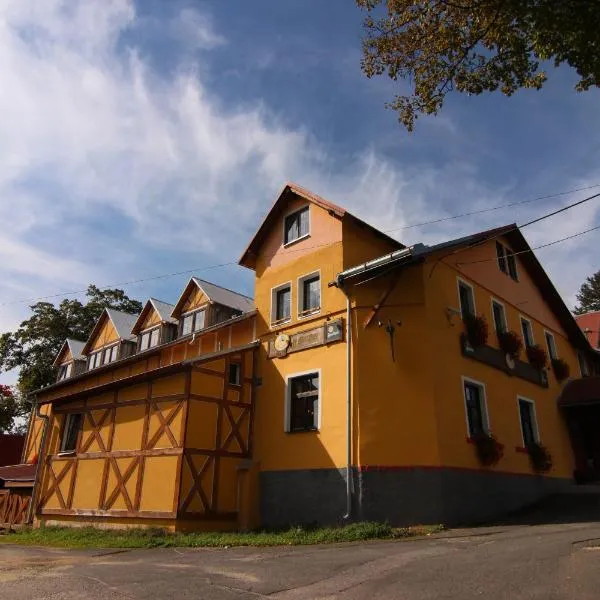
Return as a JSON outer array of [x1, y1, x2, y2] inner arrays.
[[496, 242, 518, 281], [139, 327, 160, 351], [284, 206, 309, 245], [57, 363, 73, 381], [181, 308, 206, 336]]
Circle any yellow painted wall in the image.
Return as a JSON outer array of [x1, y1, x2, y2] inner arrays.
[[138, 305, 162, 330], [182, 286, 209, 313], [90, 316, 119, 351], [424, 243, 577, 478]]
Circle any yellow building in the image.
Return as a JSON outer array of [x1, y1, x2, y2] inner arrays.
[[2, 183, 599, 530]]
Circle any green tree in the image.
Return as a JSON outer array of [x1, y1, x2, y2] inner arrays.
[[358, 0, 600, 130], [0, 286, 142, 400], [0, 384, 23, 433], [574, 270, 600, 315]]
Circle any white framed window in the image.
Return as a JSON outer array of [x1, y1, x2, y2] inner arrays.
[[58, 362, 73, 381], [283, 205, 310, 246], [228, 362, 241, 386], [544, 330, 558, 361], [139, 327, 161, 351], [103, 344, 119, 364], [298, 271, 321, 317], [88, 350, 102, 370], [284, 370, 321, 433], [180, 308, 206, 336], [457, 278, 476, 320], [491, 298, 507, 333], [520, 316, 535, 348], [271, 282, 292, 326], [518, 397, 539, 447], [496, 241, 518, 281], [462, 377, 489, 438], [60, 413, 83, 452]]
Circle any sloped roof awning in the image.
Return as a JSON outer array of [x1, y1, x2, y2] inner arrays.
[[558, 376, 600, 408], [0, 463, 36, 487]]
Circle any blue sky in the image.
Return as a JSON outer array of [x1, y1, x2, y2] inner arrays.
[[0, 0, 599, 384]]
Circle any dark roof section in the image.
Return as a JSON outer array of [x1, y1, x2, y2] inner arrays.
[[335, 223, 593, 352], [0, 463, 35, 483], [171, 277, 254, 319], [558, 376, 600, 407], [131, 298, 177, 335], [239, 182, 404, 269]]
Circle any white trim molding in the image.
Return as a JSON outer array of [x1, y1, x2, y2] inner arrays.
[[490, 297, 508, 332], [297, 269, 321, 319], [519, 315, 535, 347], [461, 376, 490, 437], [270, 281, 293, 328], [457, 277, 476, 317], [282, 204, 311, 247], [284, 368, 322, 433], [517, 396, 540, 446]]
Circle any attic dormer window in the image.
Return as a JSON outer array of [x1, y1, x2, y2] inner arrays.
[[284, 206, 309, 245], [58, 363, 73, 381], [139, 327, 160, 351], [181, 308, 206, 336]]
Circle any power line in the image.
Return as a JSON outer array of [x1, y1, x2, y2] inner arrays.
[[3, 184, 600, 308], [456, 224, 600, 266], [382, 183, 600, 232]]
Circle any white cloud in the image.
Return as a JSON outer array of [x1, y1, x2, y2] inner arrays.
[[0, 0, 598, 387]]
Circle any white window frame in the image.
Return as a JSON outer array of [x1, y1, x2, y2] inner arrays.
[[517, 396, 540, 446], [270, 281, 292, 327], [297, 270, 321, 318], [180, 307, 206, 336], [461, 376, 490, 438], [284, 369, 322, 433], [139, 326, 161, 352], [282, 205, 310, 247], [490, 298, 508, 333], [520, 316, 535, 347], [104, 344, 119, 364], [544, 330, 558, 361], [457, 277, 476, 317], [58, 362, 73, 381]]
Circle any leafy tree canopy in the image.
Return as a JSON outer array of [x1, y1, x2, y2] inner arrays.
[[0, 286, 143, 401], [358, 0, 600, 130], [574, 270, 600, 315], [0, 384, 22, 433]]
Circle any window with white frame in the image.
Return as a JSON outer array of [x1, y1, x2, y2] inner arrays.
[[88, 350, 102, 370], [518, 398, 539, 447], [458, 279, 475, 320], [284, 206, 309, 245], [180, 308, 206, 336], [60, 413, 83, 452], [496, 242, 518, 281], [521, 317, 534, 348], [139, 327, 161, 351], [286, 372, 320, 432], [463, 379, 488, 437], [271, 283, 291, 325], [57, 362, 73, 381], [544, 331, 558, 361], [298, 272, 320, 316], [228, 362, 241, 386], [103, 344, 119, 365], [491, 299, 507, 333]]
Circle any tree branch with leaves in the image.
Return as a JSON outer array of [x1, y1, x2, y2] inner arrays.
[[358, 0, 600, 130]]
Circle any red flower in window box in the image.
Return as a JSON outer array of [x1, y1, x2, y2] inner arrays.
[[527, 442, 553, 473], [552, 358, 570, 382], [497, 330, 522, 359], [472, 433, 503, 467], [463, 314, 489, 348], [526, 344, 547, 370]]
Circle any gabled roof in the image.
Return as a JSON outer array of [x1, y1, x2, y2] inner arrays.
[[239, 182, 404, 269], [82, 308, 139, 355], [336, 223, 593, 352], [171, 277, 254, 318], [131, 298, 177, 335], [52, 338, 87, 367]]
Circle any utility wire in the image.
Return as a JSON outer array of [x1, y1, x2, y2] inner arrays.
[[2, 184, 600, 308], [455, 224, 600, 266]]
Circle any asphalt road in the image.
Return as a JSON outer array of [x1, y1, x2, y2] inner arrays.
[[2, 493, 600, 599]]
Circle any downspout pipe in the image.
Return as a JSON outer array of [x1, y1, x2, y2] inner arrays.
[[26, 394, 49, 525], [330, 276, 353, 521]]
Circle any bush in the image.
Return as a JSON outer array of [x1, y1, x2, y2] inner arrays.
[[552, 358, 570, 381], [526, 344, 548, 369], [497, 330, 522, 359], [472, 433, 503, 467], [527, 442, 553, 473], [463, 314, 489, 347]]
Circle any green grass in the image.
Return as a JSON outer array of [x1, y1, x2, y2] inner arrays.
[[0, 522, 445, 549]]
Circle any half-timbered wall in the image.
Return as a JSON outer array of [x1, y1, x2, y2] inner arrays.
[[35, 345, 256, 530]]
